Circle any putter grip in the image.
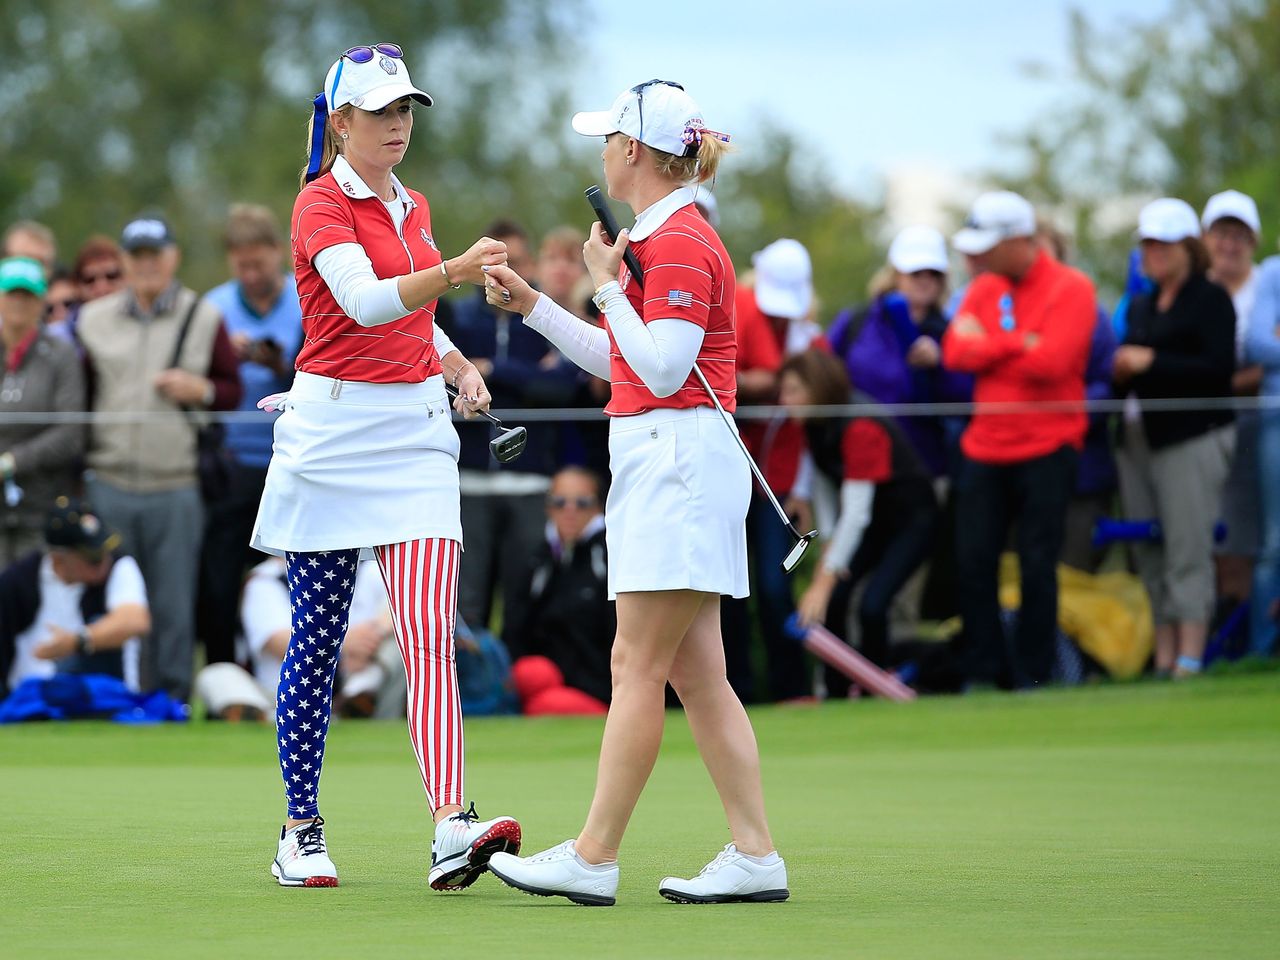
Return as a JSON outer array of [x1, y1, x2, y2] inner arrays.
[[585, 185, 645, 290]]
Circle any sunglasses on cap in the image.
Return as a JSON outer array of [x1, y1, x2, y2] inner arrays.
[[630, 78, 684, 148], [342, 42, 403, 64], [548, 495, 598, 510]]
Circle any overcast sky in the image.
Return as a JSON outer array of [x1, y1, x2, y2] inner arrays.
[[573, 0, 1176, 207]]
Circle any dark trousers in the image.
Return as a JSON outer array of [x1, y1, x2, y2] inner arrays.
[[824, 501, 938, 698], [458, 491, 548, 650], [954, 446, 1077, 688], [721, 494, 812, 703], [196, 462, 269, 664]]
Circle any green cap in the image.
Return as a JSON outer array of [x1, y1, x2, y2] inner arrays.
[[0, 257, 47, 297]]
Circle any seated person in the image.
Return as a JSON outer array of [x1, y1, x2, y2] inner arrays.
[[510, 466, 614, 709], [0, 497, 149, 696], [237, 556, 400, 718]]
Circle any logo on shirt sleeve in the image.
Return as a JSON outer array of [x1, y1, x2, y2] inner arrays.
[[420, 228, 437, 250], [668, 289, 694, 308]]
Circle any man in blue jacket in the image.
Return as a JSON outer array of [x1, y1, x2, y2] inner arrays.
[[441, 220, 579, 649]]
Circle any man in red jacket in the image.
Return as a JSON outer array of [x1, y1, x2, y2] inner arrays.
[[943, 191, 1096, 687]]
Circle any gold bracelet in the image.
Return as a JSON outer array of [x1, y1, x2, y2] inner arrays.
[[440, 260, 461, 290]]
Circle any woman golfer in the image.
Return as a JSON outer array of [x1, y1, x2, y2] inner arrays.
[[252, 42, 520, 889], [483, 80, 787, 905]]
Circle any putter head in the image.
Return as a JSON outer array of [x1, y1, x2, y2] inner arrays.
[[489, 426, 528, 464], [780, 530, 819, 574]]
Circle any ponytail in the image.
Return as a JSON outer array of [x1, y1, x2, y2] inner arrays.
[[650, 126, 733, 186], [299, 98, 353, 190]]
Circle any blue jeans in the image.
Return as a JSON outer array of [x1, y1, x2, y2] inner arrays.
[[1251, 410, 1280, 655]]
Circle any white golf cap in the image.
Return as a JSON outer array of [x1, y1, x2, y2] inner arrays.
[[572, 80, 716, 156], [889, 226, 949, 274], [1137, 198, 1201, 243], [1202, 189, 1261, 236], [952, 191, 1037, 256], [323, 47, 432, 113], [752, 239, 813, 320]]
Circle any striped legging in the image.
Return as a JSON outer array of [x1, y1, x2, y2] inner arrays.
[[276, 538, 463, 819]]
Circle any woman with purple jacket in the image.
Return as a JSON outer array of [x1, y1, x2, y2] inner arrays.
[[827, 227, 972, 478]]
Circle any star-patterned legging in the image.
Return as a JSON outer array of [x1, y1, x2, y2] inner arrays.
[[276, 539, 464, 819]]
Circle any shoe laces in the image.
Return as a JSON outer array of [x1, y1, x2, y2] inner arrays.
[[697, 845, 737, 877], [451, 801, 479, 825], [294, 817, 327, 857], [529, 840, 577, 864]]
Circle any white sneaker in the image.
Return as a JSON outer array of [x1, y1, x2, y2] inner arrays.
[[429, 803, 522, 891], [489, 840, 619, 907], [659, 844, 789, 903], [271, 817, 339, 888]]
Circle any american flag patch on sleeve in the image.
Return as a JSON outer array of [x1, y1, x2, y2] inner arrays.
[[667, 289, 694, 308]]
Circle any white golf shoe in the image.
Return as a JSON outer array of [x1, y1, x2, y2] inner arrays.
[[429, 803, 522, 891], [489, 840, 619, 906], [271, 817, 339, 888], [659, 844, 789, 903]]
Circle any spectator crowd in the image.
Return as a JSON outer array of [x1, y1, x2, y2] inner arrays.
[[1, 182, 1278, 720]]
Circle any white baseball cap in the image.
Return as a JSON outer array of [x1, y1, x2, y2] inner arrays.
[[889, 226, 949, 274], [572, 80, 720, 156], [1202, 189, 1261, 237], [1137, 198, 1201, 243], [752, 239, 813, 321], [323, 44, 432, 113], [952, 191, 1037, 255]]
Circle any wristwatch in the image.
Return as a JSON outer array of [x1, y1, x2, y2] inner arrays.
[[76, 629, 93, 656]]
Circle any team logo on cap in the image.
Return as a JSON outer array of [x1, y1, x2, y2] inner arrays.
[[379, 56, 397, 75]]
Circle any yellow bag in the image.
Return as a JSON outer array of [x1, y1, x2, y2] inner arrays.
[[998, 554, 1154, 680]]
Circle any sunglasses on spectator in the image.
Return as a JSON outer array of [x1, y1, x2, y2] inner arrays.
[[46, 299, 77, 311], [908, 270, 945, 281], [80, 267, 122, 285], [548, 495, 598, 510]]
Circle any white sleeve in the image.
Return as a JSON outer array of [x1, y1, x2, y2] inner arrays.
[[524, 293, 612, 380], [593, 281, 704, 397], [105, 556, 148, 610], [822, 480, 874, 574], [241, 570, 292, 657], [791, 451, 815, 499], [314, 242, 410, 327], [433, 323, 457, 360]]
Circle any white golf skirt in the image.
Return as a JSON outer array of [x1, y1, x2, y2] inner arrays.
[[605, 405, 750, 599], [251, 371, 462, 558]]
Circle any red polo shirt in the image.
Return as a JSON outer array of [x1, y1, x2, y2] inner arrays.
[[942, 251, 1095, 464], [291, 159, 444, 383], [604, 203, 737, 416]]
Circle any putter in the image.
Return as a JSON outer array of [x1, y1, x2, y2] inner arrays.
[[585, 185, 818, 572], [445, 383, 527, 464]]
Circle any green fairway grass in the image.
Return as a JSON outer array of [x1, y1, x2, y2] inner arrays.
[[2, 675, 1278, 959]]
